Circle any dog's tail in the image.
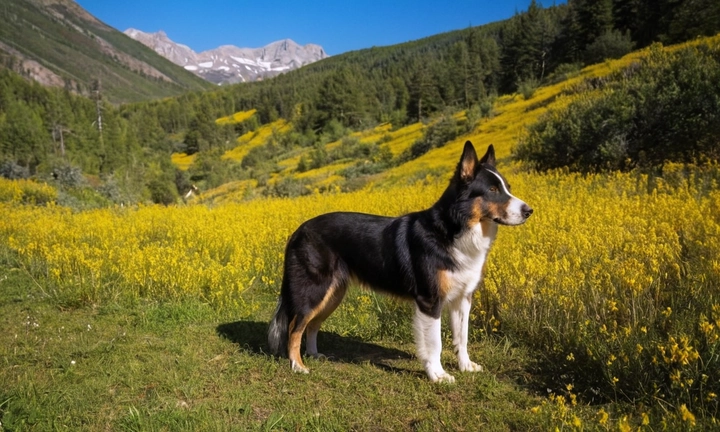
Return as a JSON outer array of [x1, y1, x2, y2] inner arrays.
[[268, 293, 289, 357]]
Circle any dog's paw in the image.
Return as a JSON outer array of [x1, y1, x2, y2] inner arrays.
[[424, 361, 456, 383], [291, 360, 310, 374], [426, 367, 456, 383], [431, 372, 456, 384], [459, 361, 484, 373]]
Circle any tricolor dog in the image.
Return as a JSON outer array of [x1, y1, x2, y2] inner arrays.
[[268, 141, 533, 382]]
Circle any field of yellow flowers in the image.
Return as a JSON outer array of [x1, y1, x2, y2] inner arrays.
[[4, 38, 720, 428], [2, 161, 720, 426]]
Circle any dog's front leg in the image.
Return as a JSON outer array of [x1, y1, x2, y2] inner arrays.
[[449, 294, 483, 373], [413, 304, 455, 383]]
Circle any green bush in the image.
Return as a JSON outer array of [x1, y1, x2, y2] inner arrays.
[[264, 176, 310, 198], [406, 113, 460, 160], [515, 42, 720, 171], [517, 77, 539, 100], [147, 178, 178, 205], [584, 29, 634, 64], [546, 63, 582, 85]]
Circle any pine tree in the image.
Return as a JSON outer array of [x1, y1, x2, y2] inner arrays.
[[573, 0, 614, 48], [0, 99, 49, 172], [667, 0, 720, 43], [316, 67, 368, 128], [500, 0, 553, 91], [407, 58, 440, 121]]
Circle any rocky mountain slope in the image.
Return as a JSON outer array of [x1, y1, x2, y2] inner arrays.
[[124, 29, 328, 85], [0, 0, 213, 103]]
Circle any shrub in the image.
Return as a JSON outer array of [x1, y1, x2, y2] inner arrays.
[[264, 176, 310, 198], [546, 63, 582, 85], [147, 178, 178, 205], [296, 155, 310, 173], [0, 160, 30, 179], [51, 164, 85, 188], [0, 177, 56, 205], [584, 29, 634, 65], [406, 113, 459, 160], [308, 144, 329, 169], [517, 77, 539, 100], [514, 88, 636, 171], [515, 42, 720, 171]]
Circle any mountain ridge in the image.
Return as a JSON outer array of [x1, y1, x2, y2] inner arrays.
[[124, 28, 328, 85], [0, 0, 213, 103]]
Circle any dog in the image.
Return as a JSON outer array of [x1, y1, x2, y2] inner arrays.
[[268, 141, 532, 382]]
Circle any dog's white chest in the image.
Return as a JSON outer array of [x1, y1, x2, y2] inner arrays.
[[445, 221, 497, 302]]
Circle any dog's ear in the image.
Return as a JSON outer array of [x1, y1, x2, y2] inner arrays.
[[479, 144, 496, 167], [458, 141, 478, 182]]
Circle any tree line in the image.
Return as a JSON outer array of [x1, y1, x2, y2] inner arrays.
[[1, 0, 718, 204]]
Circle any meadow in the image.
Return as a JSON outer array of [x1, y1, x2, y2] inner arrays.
[[2, 39, 720, 430], [2, 163, 720, 429]]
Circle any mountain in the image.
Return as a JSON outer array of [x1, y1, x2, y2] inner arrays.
[[124, 29, 328, 85], [0, 0, 213, 103]]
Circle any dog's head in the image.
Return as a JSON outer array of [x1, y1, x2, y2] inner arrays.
[[452, 141, 533, 226]]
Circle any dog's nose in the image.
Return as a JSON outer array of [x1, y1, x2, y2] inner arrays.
[[522, 204, 533, 219]]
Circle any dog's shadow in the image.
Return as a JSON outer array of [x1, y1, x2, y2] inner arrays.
[[216, 320, 420, 376]]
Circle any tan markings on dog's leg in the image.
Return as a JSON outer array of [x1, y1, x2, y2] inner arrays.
[[306, 283, 347, 358], [288, 315, 297, 335], [287, 315, 308, 374], [437, 270, 452, 299], [289, 282, 347, 374]]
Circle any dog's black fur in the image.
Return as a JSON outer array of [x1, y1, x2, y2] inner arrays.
[[268, 141, 532, 380]]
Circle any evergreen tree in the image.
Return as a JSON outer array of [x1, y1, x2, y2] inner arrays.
[[667, 0, 720, 43], [316, 67, 368, 128], [612, 0, 644, 42], [407, 58, 440, 120], [451, 40, 473, 108], [574, 0, 614, 49], [0, 99, 49, 172], [500, 0, 556, 91]]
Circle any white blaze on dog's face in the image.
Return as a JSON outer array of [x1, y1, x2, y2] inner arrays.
[[459, 142, 533, 226], [483, 169, 532, 226]]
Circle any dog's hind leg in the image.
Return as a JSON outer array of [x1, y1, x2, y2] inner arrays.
[[305, 283, 347, 358], [287, 280, 346, 373], [287, 314, 309, 373], [283, 225, 350, 373]]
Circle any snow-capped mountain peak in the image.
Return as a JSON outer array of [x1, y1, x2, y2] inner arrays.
[[124, 29, 328, 85]]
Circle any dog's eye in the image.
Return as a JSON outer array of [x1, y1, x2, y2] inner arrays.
[[489, 186, 499, 193]]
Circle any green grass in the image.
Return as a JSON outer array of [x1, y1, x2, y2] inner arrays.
[[3, 261, 711, 430], [0, 264, 559, 431]]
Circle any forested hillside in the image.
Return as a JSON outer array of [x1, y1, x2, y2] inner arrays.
[[1, 0, 719, 206], [176, 0, 720, 130], [0, 0, 213, 103]]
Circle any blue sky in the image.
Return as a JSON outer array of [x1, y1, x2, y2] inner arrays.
[[76, 1, 554, 56]]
